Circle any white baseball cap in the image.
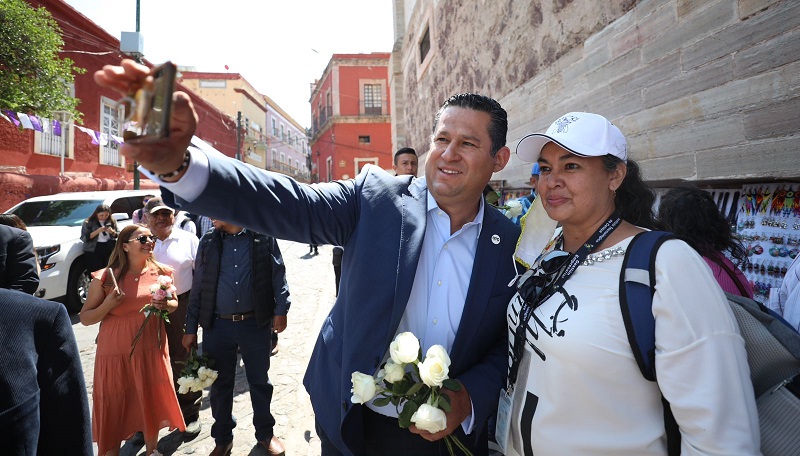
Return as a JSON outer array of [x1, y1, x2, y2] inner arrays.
[[516, 112, 628, 163]]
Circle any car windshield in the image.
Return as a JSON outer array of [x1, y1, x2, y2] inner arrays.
[[8, 200, 104, 227]]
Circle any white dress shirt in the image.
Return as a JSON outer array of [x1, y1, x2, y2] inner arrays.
[[151, 227, 198, 295]]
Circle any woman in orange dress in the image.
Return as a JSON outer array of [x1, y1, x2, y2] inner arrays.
[[80, 224, 185, 456]]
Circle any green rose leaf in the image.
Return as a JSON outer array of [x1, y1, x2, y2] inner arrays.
[[406, 382, 424, 397], [398, 400, 419, 429], [438, 393, 452, 413], [372, 396, 392, 407], [442, 379, 461, 391]]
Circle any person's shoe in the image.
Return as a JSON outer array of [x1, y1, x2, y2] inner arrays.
[[270, 343, 279, 356], [209, 442, 233, 456], [183, 420, 202, 440], [258, 436, 285, 456]]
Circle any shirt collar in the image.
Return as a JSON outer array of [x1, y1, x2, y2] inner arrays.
[[426, 190, 485, 238]]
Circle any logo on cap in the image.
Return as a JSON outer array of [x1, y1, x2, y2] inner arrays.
[[554, 115, 578, 133]]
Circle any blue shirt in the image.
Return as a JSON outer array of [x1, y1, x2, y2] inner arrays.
[[214, 228, 254, 315]]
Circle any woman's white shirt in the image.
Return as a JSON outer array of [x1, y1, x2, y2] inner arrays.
[[505, 236, 759, 456]]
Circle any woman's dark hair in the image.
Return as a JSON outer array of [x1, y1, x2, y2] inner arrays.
[[0, 213, 27, 230], [86, 204, 118, 230], [603, 156, 657, 230], [657, 186, 749, 267]]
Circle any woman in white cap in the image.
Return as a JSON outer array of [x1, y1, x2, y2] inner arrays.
[[498, 113, 759, 455]]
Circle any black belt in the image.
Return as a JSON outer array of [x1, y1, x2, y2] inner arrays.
[[216, 311, 255, 321]]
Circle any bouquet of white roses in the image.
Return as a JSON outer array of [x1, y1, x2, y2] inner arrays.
[[351, 331, 473, 456], [129, 274, 175, 359], [177, 347, 218, 394]]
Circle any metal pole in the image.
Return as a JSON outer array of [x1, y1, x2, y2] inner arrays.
[[236, 111, 242, 161], [133, 0, 142, 189]]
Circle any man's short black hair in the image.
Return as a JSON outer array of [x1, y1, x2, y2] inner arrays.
[[432, 93, 508, 156], [393, 147, 417, 164]]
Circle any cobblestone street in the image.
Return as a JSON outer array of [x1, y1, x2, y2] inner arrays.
[[72, 240, 333, 456]]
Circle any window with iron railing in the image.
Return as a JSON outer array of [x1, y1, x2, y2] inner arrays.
[[36, 117, 71, 157], [364, 84, 382, 115], [100, 98, 123, 166]]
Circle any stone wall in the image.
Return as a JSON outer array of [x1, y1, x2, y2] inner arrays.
[[393, 0, 799, 188]]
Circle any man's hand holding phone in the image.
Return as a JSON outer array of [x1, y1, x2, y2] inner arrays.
[[94, 59, 198, 179]]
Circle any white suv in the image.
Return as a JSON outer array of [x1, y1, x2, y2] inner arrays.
[[5, 190, 158, 311]]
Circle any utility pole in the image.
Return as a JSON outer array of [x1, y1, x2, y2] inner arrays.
[[132, 0, 142, 189], [236, 111, 242, 161]]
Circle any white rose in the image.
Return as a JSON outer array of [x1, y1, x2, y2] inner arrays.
[[504, 200, 523, 218], [411, 403, 447, 433], [425, 345, 451, 367], [389, 332, 420, 364], [177, 376, 192, 394], [206, 369, 218, 381], [419, 351, 449, 388], [382, 361, 405, 383], [197, 366, 210, 381], [351, 371, 378, 404]]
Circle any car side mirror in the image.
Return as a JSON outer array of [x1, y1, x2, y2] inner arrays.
[[112, 212, 130, 221]]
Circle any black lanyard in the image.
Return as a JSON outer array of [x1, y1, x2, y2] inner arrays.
[[507, 211, 622, 393]]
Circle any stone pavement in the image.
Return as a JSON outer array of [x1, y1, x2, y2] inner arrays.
[[73, 240, 333, 456]]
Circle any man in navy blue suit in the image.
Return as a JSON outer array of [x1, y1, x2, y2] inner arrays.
[[0, 288, 92, 454], [96, 61, 521, 456], [0, 224, 39, 294]]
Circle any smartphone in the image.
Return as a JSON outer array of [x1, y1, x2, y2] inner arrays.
[[122, 61, 176, 141]]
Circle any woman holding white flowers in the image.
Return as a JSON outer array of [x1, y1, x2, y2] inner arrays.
[[503, 113, 759, 455], [80, 224, 185, 456]]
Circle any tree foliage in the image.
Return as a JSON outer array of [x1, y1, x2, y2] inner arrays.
[[0, 0, 84, 120]]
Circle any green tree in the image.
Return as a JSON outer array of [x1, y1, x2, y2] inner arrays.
[[0, 0, 84, 121]]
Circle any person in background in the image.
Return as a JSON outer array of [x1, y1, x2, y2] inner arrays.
[[504, 112, 758, 455], [144, 196, 202, 435], [392, 147, 419, 176], [79, 224, 185, 456], [0, 214, 40, 277], [0, 213, 28, 230], [183, 219, 290, 456], [80, 204, 118, 273], [503, 163, 539, 226], [187, 212, 214, 238], [769, 254, 800, 331], [0, 287, 92, 454], [657, 186, 754, 298], [174, 210, 198, 236], [94, 60, 519, 456], [132, 194, 156, 225]]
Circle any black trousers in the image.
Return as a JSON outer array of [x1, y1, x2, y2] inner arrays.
[[166, 291, 202, 422]]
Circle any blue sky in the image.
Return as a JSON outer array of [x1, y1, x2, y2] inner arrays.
[[62, 0, 395, 127]]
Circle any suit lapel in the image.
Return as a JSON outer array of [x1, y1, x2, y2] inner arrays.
[[386, 178, 428, 346], [450, 208, 506, 369]]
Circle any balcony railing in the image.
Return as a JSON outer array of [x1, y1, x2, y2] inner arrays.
[[268, 160, 310, 182]]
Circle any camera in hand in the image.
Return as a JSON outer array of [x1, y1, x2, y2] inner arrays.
[[119, 61, 176, 141]]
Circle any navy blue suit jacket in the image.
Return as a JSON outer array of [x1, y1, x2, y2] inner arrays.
[[0, 224, 39, 294], [161, 153, 520, 455], [0, 288, 92, 454]]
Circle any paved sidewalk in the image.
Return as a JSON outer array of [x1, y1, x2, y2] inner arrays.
[[74, 240, 333, 456]]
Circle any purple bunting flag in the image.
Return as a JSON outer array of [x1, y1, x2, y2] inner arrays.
[[3, 110, 21, 127], [28, 115, 43, 132], [52, 119, 62, 137]]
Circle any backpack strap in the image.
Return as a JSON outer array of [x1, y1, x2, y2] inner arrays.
[[619, 230, 681, 456], [619, 231, 674, 380]]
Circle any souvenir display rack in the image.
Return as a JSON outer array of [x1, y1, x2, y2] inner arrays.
[[734, 183, 800, 303]]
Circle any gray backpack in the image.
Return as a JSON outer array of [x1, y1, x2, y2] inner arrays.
[[621, 230, 800, 455]]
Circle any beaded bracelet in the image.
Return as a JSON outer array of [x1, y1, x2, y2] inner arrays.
[[152, 149, 190, 180]]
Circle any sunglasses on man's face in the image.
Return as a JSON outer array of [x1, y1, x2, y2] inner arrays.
[[128, 234, 157, 244]]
